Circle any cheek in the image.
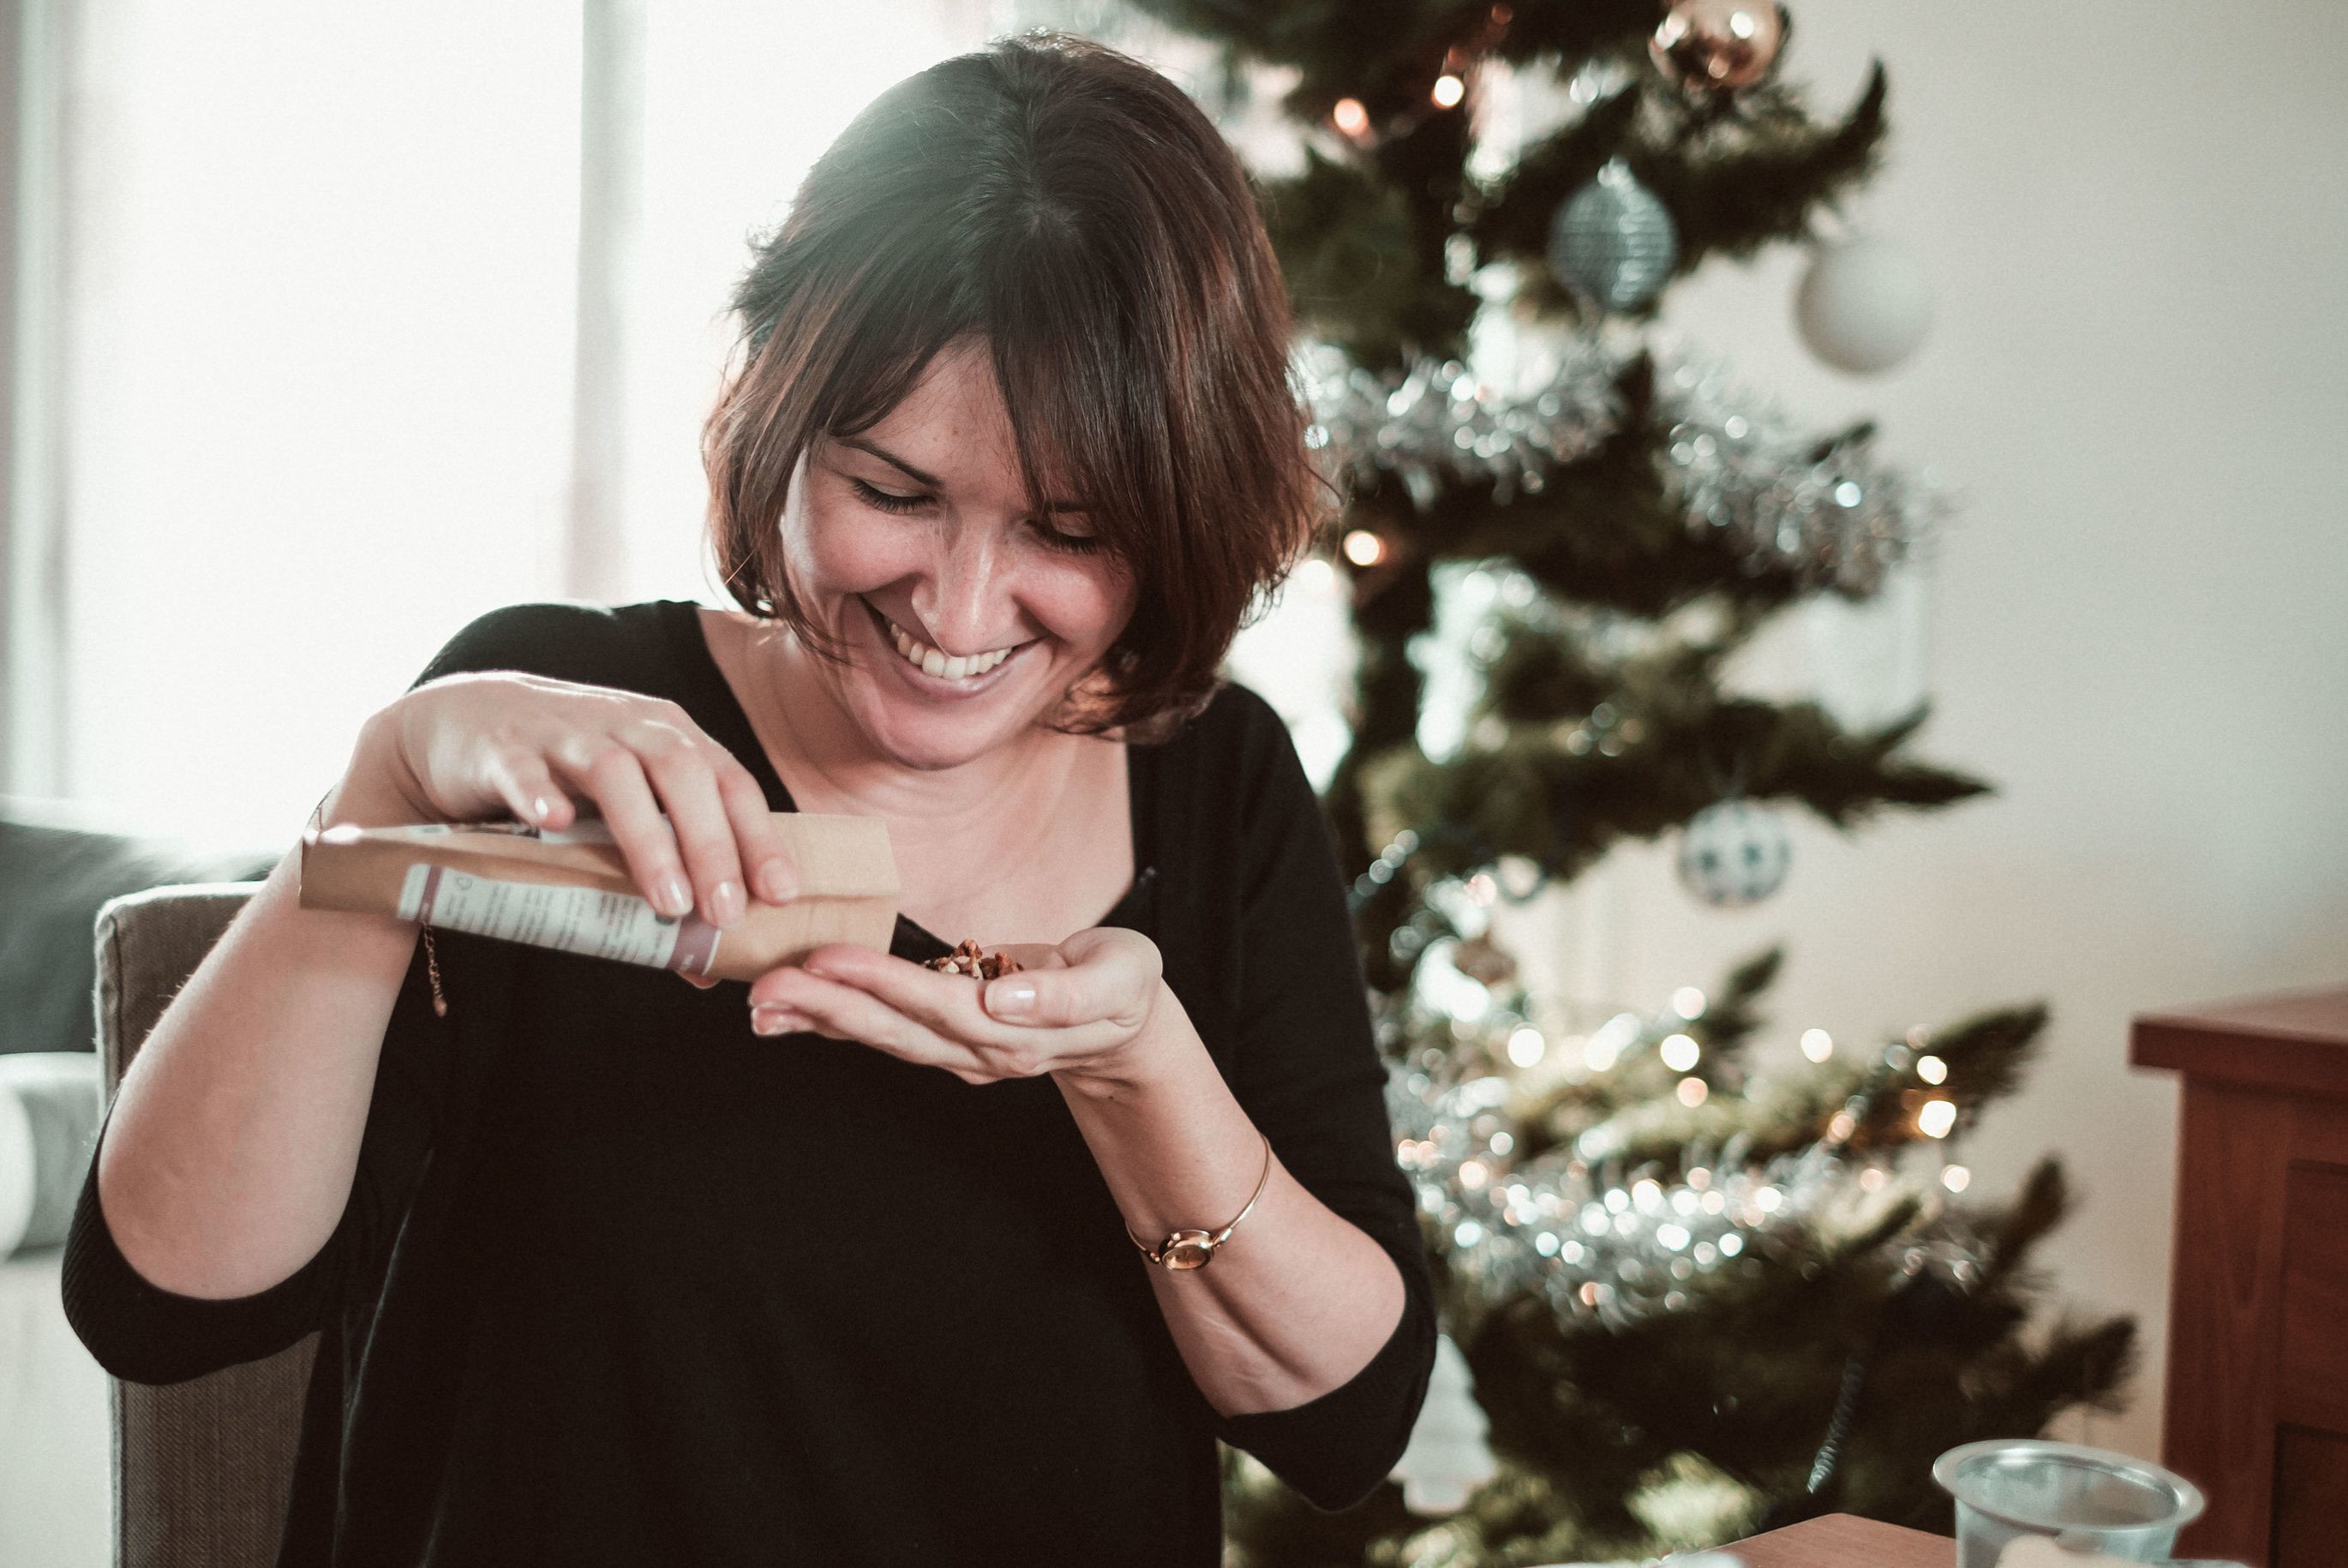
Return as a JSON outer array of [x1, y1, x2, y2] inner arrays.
[[1047, 565, 1138, 649], [786, 492, 905, 590]]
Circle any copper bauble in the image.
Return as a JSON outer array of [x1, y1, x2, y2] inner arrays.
[[1650, 0, 1788, 93]]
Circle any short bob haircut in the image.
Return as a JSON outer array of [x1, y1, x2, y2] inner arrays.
[[702, 29, 1335, 746]]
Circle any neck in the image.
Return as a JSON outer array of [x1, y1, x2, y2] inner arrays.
[[740, 613, 1086, 866]]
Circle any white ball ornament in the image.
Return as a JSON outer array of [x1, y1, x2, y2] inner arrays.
[[1794, 235, 1932, 374], [1675, 797, 1791, 907]]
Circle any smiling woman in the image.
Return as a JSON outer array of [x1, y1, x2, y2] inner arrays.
[[702, 31, 1329, 749], [60, 27, 1436, 1568]]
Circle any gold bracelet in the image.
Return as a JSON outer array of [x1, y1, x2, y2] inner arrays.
[[1125, 1129, 1273, 1272]]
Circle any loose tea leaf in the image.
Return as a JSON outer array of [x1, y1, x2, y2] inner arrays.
[[924, 937, 1024, 979]]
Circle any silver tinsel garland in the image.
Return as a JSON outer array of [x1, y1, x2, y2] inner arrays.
[[1295, 337, 1620, 512], [1653, 354, 1949, 597], [1381, 961, 1991, 1335], [1294, 338, 1946, 596]]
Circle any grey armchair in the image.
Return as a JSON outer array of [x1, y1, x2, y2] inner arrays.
[[92, 883, 313, 1568]]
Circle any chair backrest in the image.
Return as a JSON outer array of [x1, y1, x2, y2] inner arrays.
[[93, 883, 315, 1568]]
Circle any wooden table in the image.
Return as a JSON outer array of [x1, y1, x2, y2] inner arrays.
[[1722, 1513, 1952, 1566], [2132, 983, 2348, 1566]]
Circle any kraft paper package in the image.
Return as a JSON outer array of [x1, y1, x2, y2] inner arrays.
[[298, 811, 901, 982]]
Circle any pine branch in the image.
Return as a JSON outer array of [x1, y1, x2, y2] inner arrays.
[[1644, 63, 1890, 267], [1258, 147, 1444, 373], [1696, 946, 1786, 1063], [1465, 87, 1642, 272], [1977, 1157, 2073, 1284], [1487, 3, 1666, 68]]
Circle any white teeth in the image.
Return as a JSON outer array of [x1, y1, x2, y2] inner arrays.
[[885, 615, 1014, 681]]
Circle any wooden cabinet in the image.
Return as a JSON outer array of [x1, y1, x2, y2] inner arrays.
[[2131, 984, 2348, 1566]]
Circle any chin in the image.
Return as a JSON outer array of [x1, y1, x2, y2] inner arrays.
[[838, 595, 1077, 763], [845, 660, 1036, 768]]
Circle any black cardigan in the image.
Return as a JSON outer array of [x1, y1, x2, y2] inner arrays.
[[63, 598, 1438, 1566]]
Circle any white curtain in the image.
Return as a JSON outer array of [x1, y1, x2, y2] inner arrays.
[[10, 0, 1014, 846]]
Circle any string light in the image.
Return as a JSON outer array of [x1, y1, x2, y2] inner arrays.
[[1331, 97, 1369, 137], [1916, 1054, 1948, 1085], [1671, 987, 1707, 1020], [1343, 528, 1385, 566], [1430, 74, 1465, 107], [1383, 958, 2003, 1332], [1800, 1028, 1833, 1062]]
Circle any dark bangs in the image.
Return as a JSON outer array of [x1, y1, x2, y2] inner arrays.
[[704, 30, 1333, 744]]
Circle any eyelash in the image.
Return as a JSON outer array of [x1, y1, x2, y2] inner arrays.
[[848, 477, 1104, 554]]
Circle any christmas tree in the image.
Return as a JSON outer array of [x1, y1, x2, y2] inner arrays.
[[1007, 3, 2137, 1561]]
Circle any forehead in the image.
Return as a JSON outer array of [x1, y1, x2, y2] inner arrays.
[[854, 340, 1010, 459], [836, 338, 1082, 502]]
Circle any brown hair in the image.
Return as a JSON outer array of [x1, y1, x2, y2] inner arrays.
[[701, 29, 1335, 745]]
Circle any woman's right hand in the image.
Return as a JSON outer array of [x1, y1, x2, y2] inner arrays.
[[349, 672, 798, 950]]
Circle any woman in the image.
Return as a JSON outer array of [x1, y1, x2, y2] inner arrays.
[[63, 30, 1436, 1566]]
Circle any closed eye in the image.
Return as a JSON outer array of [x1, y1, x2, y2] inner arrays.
[[849, 477, 1103, 554], [849, 477, 929, 515]]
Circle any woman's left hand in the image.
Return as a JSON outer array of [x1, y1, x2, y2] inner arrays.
[[740, 927, 1168, 1087]]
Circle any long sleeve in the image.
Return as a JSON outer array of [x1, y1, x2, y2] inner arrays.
[[1203, 689, 1439, 1512], [59, 932, 458, 1385], [58, 604, 544, 1385]]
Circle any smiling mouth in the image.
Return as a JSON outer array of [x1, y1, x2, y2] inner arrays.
[[861, 597, 1031, 684]]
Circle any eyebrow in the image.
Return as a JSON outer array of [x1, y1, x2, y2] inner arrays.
[[836, 435, 1090, 513]]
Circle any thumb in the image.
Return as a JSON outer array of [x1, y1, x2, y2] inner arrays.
[[979, 943, 1067, 1024], [981, 932, 1137, 1026], [981, 971, 1044, 1023]]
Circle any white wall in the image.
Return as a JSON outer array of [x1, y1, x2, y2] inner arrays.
[[1469, 0, 2348, 1466]]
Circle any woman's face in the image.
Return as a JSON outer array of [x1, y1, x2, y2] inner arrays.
[[776, 336, 1138, 771]]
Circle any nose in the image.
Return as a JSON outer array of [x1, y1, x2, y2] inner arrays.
[[906, 528, 1023, 656]]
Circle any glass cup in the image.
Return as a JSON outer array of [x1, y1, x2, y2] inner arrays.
[[1932, 1439, 2207, 1567]]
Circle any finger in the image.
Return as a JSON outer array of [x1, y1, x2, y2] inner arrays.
[[775, 948, 1027, 1038], [781, 947, 1121, 1080], [980, 929, 1159, 1029], [482, 746, 575, 829], [626, 712, 748, 929], [548, 737, 693, 919], [714, 761, 796, 903], [756, 971, 985, 1076]]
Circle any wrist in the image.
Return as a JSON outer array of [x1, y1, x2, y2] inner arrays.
[[321, 720, 435, 830], [1057, 979, 1193, 1102]]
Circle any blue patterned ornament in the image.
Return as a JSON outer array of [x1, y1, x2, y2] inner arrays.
[[1547, 158, 1679, 312], [1675, 796, 1791, 906]]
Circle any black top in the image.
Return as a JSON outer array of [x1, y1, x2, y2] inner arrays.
[[62, 599, 1438, 1566]]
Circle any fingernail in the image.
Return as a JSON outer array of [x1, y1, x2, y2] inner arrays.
[[751, 1006, 804, 1036], [656, 871, 692, 918], [988, 980, 1037, 1020], [760, 859, 797, 902], [710, 879, 744, 927]]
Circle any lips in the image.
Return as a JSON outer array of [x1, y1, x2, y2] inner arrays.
[[861, 596, 1030, 693]]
